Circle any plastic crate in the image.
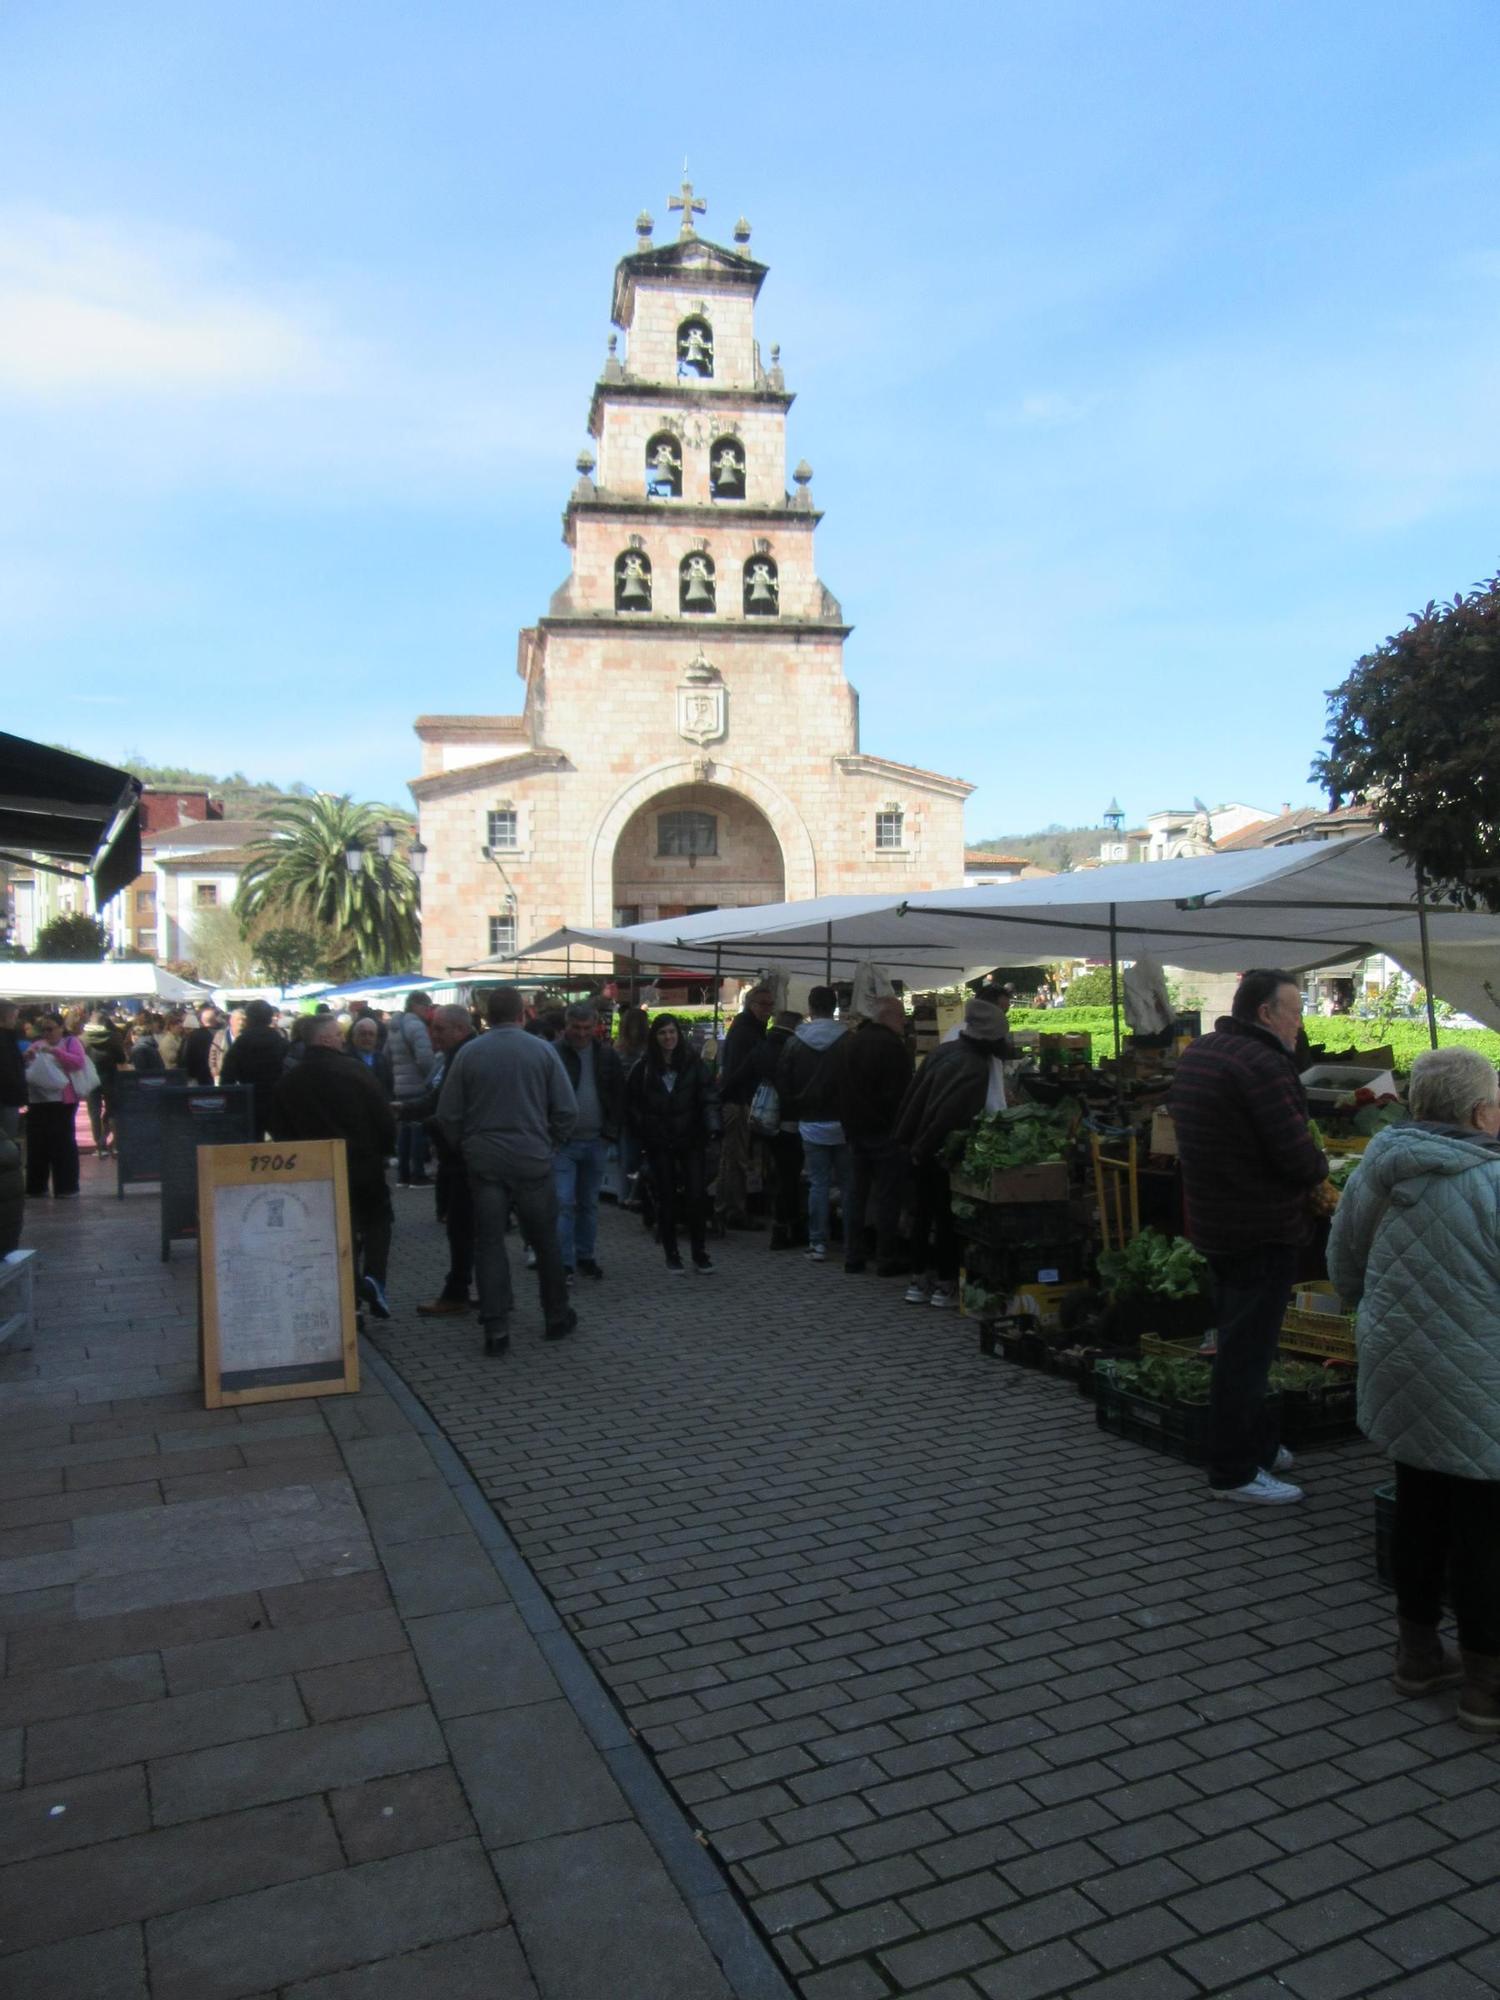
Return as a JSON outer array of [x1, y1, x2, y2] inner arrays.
[[1278, 1381, 1361, 1448], [1280, 1316, 1357, 1364], [952, 1198, 1083, 1255], [1282, 1282, 1356, 1362], [1094, 1370, 1216, 1464]]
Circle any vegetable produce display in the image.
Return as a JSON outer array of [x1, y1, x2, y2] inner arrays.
[[1097, 1227, 1209, 1301], [946, 1103, 1075, 1180], [1103, 1356, 1352, 1406]]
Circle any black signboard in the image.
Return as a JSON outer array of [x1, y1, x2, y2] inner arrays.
[[160, 1086, 255, 1261], [113, 1073, 173, 1195]]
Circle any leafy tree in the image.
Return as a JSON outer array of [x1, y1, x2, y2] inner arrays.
[[188, 907, 261, 985], [1314, 572, 1500, 909], [33, 912, 109, 961], [255, 926, 327, 988], [236, 795, 420, 976], [1059, 964, 1119, 1006]]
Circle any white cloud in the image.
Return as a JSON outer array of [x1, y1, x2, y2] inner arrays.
[[0, 210, 337, 396]]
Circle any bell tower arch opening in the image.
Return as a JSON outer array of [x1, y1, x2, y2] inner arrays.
[[610, 782, 785, 928]]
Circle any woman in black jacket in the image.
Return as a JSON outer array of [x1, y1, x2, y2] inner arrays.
[[626, 1014, 715, 1273]]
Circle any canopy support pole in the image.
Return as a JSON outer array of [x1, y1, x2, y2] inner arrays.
[[1415, 869, 1439, 1050], [1109, 904, 1121, 1063], [825, 922, 833, 987], [713, 946, 722, 1040]]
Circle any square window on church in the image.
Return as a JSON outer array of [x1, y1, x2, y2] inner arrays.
[[488, 913, 517, 956], [874, 811, 905, 851], [658, 810, 717, 858], [487, 809, 519, 851], [194, 882, 219, 907]]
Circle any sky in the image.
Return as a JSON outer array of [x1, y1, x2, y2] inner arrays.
[[2, 1, 1498, 840]]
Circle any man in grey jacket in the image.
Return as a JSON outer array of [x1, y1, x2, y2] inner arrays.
[[390, 992, 437, 1186], [437, 984, 578, 1354]]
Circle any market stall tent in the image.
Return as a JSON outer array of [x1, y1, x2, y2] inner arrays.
[[508, 837, 1500, 1029], [0, 963, 210, 1004]]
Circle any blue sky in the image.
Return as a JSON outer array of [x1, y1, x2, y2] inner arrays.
[[3, 1, 1497, 839]]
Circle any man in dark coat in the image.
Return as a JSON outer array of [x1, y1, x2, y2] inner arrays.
[[554, 1003, 625, 1279], [399, 1004, 478, 1315], [271, 1014, 398, 1320], [1172, 969, 1328, 1507], [180, 1005, 221, 1085], [837, 996, 915, 1274], [893, 996, 1010, 1309], [715, 984, 772, 1228], [220, 999, 289, 1138]]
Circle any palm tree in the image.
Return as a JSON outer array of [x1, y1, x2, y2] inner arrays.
[[236, 795, 420, 977]]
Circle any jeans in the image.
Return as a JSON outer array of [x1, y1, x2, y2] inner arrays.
[[472, 1165, 569, 1333], [86, 1086, 111, 1153], [1394, 1461, 1500, 1653], [554, 1135, 607, 1268], [804, 1139, 851, 1249], [349, 1179, 392, 1288], [647, 1146, 707, 1261], [396, 1117, 429, 1182], [1206, 1242, 1299, 1488], [25, 1101, 80, 1196], [847, 1135, 906, 1267], [437, 1159, 475, 1300], [0, 1106, 19, 1141], [909, 1159, 959, 1283]]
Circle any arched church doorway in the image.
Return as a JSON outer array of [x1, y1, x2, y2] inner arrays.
[[611, 783, 785, 929]]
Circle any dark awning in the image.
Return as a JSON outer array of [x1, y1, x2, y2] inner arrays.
[[0, 732, 143, 906]]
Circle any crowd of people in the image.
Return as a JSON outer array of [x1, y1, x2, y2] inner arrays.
[[2, 964, 1495, 1733]]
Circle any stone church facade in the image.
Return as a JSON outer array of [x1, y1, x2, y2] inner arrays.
[[412, 186, 972, 975]]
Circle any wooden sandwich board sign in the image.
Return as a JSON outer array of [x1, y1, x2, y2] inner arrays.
[[197, 1140, 359, 1409]]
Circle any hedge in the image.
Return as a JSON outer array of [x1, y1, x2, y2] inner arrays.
[[1009, 1006, 1500, 1070]]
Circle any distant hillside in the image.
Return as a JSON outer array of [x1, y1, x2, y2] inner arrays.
[[120, 759, 313, 821], [969, 826, 1113, 873]]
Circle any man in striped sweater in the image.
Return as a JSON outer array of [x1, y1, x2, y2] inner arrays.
[[1171, 970, 1329, 1505]]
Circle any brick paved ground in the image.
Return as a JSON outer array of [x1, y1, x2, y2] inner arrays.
[[0, 1159, 783, 1999], [376, 1191, 1500, 2000]]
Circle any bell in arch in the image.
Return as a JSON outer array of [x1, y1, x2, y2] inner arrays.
[[745, 560, 779, 613], [617, 556, 651, 609], [682, 557, 716, 611]]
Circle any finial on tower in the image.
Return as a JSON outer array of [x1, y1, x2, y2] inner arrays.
[[635, 211, 654, 251], [668, 168, 706, 240], [733, 216, 751, 245]]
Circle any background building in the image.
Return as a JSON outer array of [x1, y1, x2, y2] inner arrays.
[[412, 189, 972, 974]]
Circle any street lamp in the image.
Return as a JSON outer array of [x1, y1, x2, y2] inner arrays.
[[373, 824, 397, 976]]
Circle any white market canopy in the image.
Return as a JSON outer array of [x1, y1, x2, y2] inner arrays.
[[0, 961, 211, 1004], [508, 836, 1500, 1027]]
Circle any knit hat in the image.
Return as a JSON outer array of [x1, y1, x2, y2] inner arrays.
[[963, 998, 1009, 1042]]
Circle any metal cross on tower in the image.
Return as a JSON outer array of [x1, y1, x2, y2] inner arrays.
[[668, 175, 706, 239]]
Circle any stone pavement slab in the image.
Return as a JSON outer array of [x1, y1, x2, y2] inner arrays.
[[0, 1159, 782, 1998], [373, 1184, 1500, 1999]]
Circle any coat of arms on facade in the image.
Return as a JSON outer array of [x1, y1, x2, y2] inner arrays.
[[677, 647, 726, 745]]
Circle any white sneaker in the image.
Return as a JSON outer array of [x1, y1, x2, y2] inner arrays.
[[1212, 1469, 1304, 1505], [806, 1243, 827, 1262], [1270, 1446, 1295, 1473], [928, 1286, 955, 1310], [904, 1281, 932, 1305]]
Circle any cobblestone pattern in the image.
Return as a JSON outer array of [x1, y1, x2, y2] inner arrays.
[[376, 1191, 1500, 2000], [0, 1165, 754, 1999]]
